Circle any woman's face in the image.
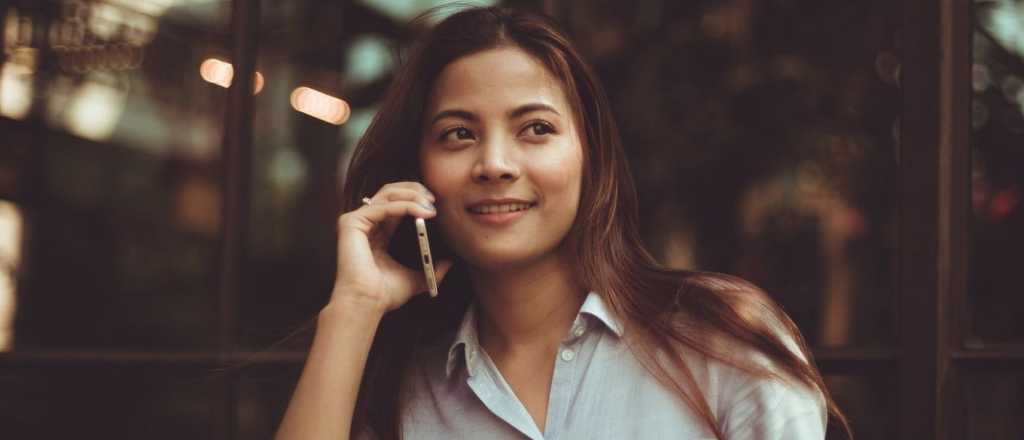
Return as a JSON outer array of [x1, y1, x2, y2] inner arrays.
[[419, 46, 584, 271]]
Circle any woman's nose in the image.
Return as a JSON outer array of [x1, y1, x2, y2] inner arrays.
[[471, 139, 520, 183]]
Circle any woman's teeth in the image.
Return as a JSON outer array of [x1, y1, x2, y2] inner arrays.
[[469, 203, 534, 214]]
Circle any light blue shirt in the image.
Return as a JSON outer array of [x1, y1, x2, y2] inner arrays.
[[369, 291, 826, 439]]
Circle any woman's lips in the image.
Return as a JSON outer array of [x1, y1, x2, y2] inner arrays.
[[467, 205, 534, 226]]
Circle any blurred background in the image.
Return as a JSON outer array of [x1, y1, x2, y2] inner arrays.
[[0, 0, 1020, 438]]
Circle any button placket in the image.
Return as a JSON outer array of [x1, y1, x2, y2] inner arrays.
[[547, 338, 581, 439], [568, 316, 588, 342]]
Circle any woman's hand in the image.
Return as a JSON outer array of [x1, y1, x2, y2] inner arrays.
[[332, 181, 455, 314]]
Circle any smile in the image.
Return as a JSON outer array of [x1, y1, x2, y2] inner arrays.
[[467, 202, 536, 214], [465, 202, 537, 226]]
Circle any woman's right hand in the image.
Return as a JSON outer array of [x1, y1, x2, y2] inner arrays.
[[331, 181, 455, 314]]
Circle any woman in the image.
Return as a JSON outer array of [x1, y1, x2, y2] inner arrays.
[[277, 6, 850, 440]]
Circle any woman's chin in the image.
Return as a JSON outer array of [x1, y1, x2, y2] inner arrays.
[[457, 246, 547, 272]]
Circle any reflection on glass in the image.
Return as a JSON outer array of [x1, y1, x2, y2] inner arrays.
[[970, 0, 1024, 343], [2, 1, 232, 350], [563, 0, 899, 348], [736, 162, 869, 346], [964, 373, 1024, 439]]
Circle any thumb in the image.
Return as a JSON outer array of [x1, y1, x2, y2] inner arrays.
[[434, 259, 456, 284]]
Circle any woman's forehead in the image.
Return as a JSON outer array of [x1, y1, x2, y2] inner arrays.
[[425, 47, 571, 118]]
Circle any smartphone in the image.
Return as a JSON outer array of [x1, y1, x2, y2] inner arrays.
[[415, 218, 439, 298]]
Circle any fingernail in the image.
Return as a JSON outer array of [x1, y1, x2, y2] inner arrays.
[[421, 202, 436, 211]]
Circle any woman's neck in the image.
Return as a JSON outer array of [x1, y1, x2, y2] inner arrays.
[[469, 252, 586, 360]]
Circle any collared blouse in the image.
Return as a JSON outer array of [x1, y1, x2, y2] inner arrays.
[[363, 291, 826, 439]]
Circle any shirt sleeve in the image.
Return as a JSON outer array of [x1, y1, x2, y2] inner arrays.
[[718, 377, 826, 440]]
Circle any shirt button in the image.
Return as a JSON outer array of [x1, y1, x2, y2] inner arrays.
[[560, 348, 576, 362], [572, 324, 585, 338]]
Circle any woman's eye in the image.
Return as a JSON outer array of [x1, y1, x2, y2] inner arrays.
[[440, 127, 474, 142], [524, 122, 555, 137]]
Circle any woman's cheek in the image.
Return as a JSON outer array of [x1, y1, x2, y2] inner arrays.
[[532, 143, 584, 199], [421, 155, 470, 218], [420, 155, 455, 192]]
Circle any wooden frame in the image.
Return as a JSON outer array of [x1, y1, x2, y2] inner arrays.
[[217, 0, 260, 437]]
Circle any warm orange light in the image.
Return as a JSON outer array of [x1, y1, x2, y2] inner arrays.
[[290, 86, 350, 125], [199, 58, 264, 94], [200, 58, 232, 87], [253, 71, 264, 94]]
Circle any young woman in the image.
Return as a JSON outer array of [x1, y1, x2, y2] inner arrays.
[[276, 6, 851, 440]]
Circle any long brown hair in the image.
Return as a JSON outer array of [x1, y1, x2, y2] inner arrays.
[[340, 5, 851, 439]]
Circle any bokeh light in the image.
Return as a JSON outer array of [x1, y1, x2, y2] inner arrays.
[[346, 35, 394, 85], [987, 0, 1024, 57], [199, 58, 265, 94], [0, 200, 24, 352], [289, 86, 350, 125], [103, 0, 180, 17], [0, 61, 34, 120], [65, 77, 127, 141], [357, 0, 498, 22]]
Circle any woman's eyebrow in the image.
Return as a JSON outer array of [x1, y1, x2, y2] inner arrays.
[[429, 103, 561, 125], [430, 109, 477, 125], [507, 103, 561, 119]]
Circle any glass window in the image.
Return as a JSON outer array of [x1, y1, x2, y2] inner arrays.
[[2, 0, 232, 351], [969, 0, 1024, 344], [562, 0, 901, 348], [239, 0, 349, 349]]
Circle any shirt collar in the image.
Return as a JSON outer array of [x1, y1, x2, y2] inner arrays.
[[579, 290, 625, 337], [445, 301, 482, 379], [444, 291, 624, 379]]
